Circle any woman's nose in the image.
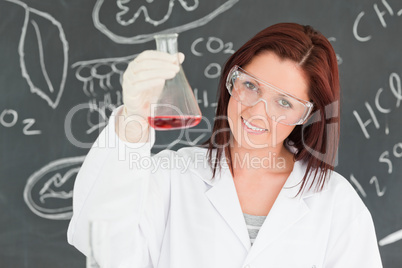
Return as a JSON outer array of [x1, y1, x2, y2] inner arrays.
[[244, 99, 271, 129], [250, 99, 269, 116]]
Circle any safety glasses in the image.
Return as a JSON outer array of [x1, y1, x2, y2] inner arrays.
[[226, 65, 313, 126]]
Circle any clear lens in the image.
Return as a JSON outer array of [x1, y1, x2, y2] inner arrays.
[[227, 66, 313, 125]]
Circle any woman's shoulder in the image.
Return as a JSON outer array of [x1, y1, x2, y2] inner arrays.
[[292, 160, 368, 216], [315, 168, 369, 218], [325, 170, 362, 200], [296, 161, 362, 201]]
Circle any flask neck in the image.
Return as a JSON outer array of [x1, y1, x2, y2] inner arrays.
[[154, 33, 179, 54]]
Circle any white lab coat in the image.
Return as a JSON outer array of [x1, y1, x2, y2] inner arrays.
[[67, 107, 383, 268]]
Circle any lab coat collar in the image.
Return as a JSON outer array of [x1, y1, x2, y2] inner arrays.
[[243, 160, 316, 264], [188, 147, 329, 261], [204, 167, 252, 250]]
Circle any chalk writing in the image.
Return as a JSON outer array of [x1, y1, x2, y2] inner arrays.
[[350, 139, 402, 200], [191, 37, 235, 56], [22, 118, 42, 135], [373, 0, 402, 28], [191, 36, 235, 79], [370, 176, 386, 197], [353, 72, 401, 139], [351, 173, 387, 198], [378, 142, 402, 174], [204, 63, 221, 79], [0, 109, 41, 135], [379, 229, 402, 246], [350, 72, 402, 248], [327, 37, 343, 65], [193, 88, 218, 109], [0, 109, 18, 127], [350, 174, 367, 198], [353, 0, 402, 42]]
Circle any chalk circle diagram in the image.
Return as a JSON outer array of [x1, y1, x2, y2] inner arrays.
[[93, 0, 239, 44], [4, 0, 68, 109], [23, 156, 85, 220]]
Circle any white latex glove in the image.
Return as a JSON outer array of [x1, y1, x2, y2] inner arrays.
[[117, 50, 185, 143]]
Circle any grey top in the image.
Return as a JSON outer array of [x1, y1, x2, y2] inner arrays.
[[243, 213, 267, 245]]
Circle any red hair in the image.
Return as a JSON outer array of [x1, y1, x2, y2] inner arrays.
[[202, 22, 340, 196]]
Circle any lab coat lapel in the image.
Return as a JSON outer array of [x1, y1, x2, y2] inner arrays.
[[243, 161, 311, 264], [188, 148, 320, 260], [205, 168, 252, 251], [188, 148, 251, 250]]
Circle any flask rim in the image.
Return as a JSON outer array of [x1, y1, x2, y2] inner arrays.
[[154, 33, 179, 39]]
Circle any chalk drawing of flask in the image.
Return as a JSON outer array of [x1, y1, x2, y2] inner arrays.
[[148, 33, 202, 130]]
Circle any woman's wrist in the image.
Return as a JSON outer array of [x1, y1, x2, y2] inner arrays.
[[115, 106, 150, 143]]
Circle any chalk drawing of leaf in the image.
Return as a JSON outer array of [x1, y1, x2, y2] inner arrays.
[[13, 0, 69, 109]]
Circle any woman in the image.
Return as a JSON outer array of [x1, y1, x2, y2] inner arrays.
[[68, 23, 382, 267]]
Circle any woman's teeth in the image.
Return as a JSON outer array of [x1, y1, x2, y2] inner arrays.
[[242, 117, 266, 131]]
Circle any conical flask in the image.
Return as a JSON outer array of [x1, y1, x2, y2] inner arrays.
[[149, 33, 202, 130]]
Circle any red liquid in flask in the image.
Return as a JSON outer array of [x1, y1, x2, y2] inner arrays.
[[148, 115, 201, 130]]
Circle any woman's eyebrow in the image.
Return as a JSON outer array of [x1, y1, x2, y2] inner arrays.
[[258, 80, 295, 99], [245, 73, 261, 86], [278, 93, 292, 98], [253, 74, 276, 89], [257, 77, 278, 90]]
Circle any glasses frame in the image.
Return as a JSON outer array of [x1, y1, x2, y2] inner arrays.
[[226, 65, 314, 126]]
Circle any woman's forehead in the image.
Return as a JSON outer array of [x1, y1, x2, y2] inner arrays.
[[243, 52, 310, 100]]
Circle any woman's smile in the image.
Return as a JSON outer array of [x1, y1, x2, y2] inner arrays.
[[241, 116, 268, 134]]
